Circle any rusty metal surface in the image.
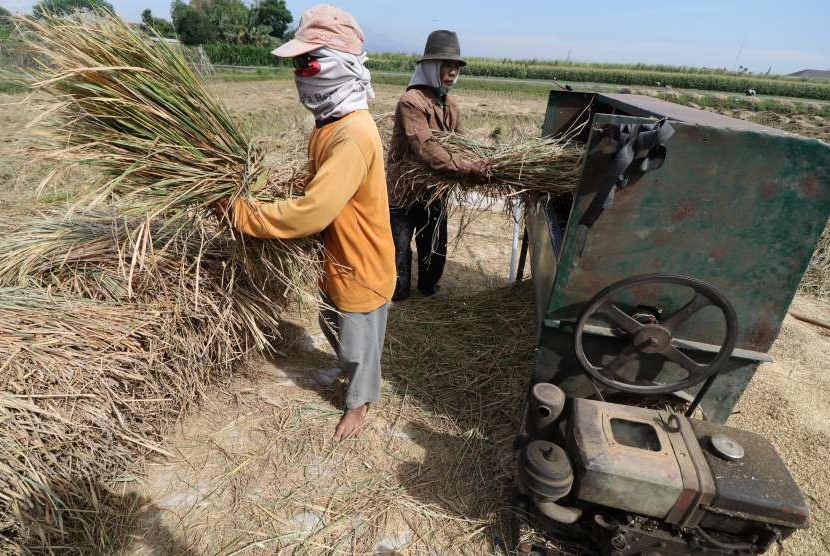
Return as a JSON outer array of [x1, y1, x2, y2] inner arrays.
[[664, 417, 701, 526], [570, 399, 683, 519], [530, 103, 830, 421], [665, 415, 716, 528], [530, 92, 830, 423], [692, 419, 809, 529]]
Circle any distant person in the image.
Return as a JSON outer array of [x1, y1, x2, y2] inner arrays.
[[386, 30, 489, 301], [223, 4, 394, 441]]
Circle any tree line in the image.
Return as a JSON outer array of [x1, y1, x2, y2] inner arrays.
[[6, 0, 293, 46]]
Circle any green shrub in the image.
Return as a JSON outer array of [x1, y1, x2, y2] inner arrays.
[[202, 43, 290, 67]]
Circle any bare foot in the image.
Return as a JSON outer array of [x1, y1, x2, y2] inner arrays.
[[333, 404, 369, 442]]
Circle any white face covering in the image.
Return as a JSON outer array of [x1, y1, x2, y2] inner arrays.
[[293, 47, 375, 122], [408, 61, 459, 97]]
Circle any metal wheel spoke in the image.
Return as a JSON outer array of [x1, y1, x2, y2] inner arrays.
[[662, 293, 711, 331], [664, 346, 704, 377], [599, 344, 641, 380], [601, 301, 645, 335]]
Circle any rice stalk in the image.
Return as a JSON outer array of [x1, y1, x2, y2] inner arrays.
[[0, 209, 323, 349], [15, 12, 261, 217], [11, 12, 320, 300], [390, 131, 585, 209]]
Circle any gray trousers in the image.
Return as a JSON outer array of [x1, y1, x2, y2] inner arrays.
[[319, 295, 388, 409]]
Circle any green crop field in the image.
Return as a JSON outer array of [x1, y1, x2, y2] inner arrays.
[[366, 53, 830, 101], [196, 44, 830, 101]]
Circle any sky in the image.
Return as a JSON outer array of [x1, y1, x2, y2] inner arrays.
[[3, 1, 828, 74]]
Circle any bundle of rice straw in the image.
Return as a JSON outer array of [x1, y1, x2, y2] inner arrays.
[[1, 11, 321, 550], [13, 11, 317, 280], [390, 131, 585, 208], [18, 12, 280, 213], [0, 210, 292, 352]]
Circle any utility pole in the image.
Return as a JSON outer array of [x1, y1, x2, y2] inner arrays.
[[733, 23, 750, 72]]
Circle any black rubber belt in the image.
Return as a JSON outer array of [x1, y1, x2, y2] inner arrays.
[[578, 118, 675, 230]]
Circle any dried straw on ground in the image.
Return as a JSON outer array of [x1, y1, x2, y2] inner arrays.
[[0, 289, 180, 551], [800, 222, 830, 298], [0, 211, 309, 550], [122, 283, 536, 554], [391, 132, 585, 208]]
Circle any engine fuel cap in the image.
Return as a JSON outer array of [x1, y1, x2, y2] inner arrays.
[[711, 433, 745, 461]]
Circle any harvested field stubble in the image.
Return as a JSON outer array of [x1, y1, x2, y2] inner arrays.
[[129, 282, 537, 554]]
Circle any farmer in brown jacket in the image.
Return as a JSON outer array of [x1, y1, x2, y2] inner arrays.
[[386, 30, 488, 301]]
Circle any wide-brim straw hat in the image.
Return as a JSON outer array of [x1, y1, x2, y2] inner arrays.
[[418, 30, 466, 66]]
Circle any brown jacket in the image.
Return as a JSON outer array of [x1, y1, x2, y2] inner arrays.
[[386, 86, 478, 206]]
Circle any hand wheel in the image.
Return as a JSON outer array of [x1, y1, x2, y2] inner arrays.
[[573, 273, 738, 395]]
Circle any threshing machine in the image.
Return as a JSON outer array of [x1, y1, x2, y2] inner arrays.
[[515, 91, 830, 555]]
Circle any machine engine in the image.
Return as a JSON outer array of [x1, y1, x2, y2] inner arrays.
[[518, 389, 809, 555]]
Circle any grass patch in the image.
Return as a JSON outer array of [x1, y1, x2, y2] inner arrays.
[[0, 80, 24, 94]]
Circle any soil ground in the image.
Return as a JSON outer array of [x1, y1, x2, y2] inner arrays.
[[2, 80, 829, 554]]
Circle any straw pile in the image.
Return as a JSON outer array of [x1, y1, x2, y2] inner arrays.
[[390, 132, 585, 208], [1, 12, 319, 550], [0, 290, 179, 548], [800, 223, 830, 299]]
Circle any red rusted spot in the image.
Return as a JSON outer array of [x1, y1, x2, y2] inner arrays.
[[633, 284, 664, 300], [750, 323, 777, 350], [760, 182, 777, 200], [673, 201, 695, 222], [709, 246, 729, 260], [799, 174, 822, 199], [580, 275, 606, 294]]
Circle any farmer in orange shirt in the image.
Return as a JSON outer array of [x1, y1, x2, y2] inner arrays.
[[226, 5, 395, 441]]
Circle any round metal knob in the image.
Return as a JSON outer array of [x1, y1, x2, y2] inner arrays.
[[711, 433, 745, 461]]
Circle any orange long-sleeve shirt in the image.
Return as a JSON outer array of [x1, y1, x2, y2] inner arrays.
[[232, 110, 395, 312]]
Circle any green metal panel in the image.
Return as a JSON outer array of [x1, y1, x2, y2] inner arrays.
[[526, 201, 558, 333], [530, 94, 830, 423], [550, 114, 830, 350]]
